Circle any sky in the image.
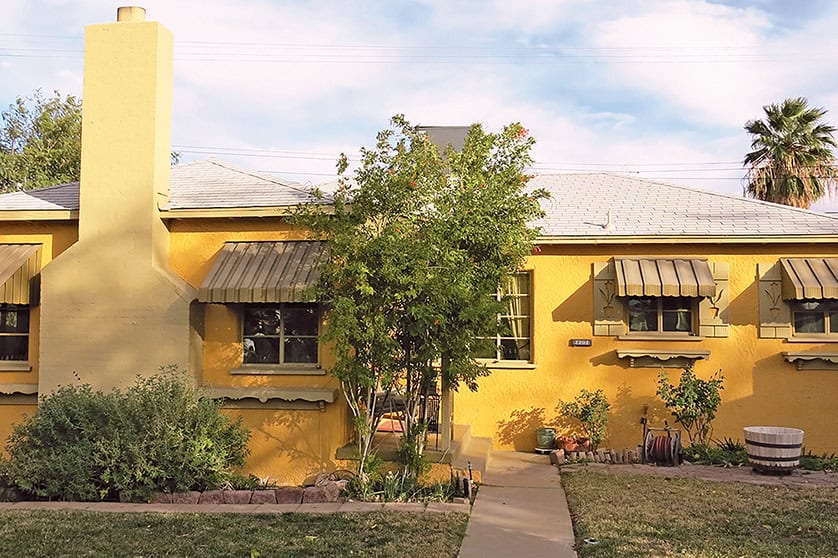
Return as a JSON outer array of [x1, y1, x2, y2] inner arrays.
[[3, 0, 838, 209]]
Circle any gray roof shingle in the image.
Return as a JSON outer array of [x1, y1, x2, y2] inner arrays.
[[531, 173, 838, 238], [1, 164, 838, 239]]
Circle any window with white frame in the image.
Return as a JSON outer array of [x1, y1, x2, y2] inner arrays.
[[475, 272, 532, 361], [0, 304, 29, 361], [242, 304, 319, 365]]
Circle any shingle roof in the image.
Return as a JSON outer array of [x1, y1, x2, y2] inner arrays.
[[2, 164, 838, 239], [165, 159, 318, 209], [0, 182, 79, 211], [531, 173, 838, 238]]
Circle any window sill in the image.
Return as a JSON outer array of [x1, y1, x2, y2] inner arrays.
[[230, 364, 325, 376], [785, 336, 838, 343], [616, 349, 710, 368], [618, 334, 705, 342], [782, 352, 838, 370], [0, 361, 32, 372], [477, 360, 536, 370]]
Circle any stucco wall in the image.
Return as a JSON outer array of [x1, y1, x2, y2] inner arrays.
[[454, 243, 838, 454], [170, 218, 350, 483]]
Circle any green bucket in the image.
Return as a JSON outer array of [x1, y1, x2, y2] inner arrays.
[[536, 427, 557, 450]]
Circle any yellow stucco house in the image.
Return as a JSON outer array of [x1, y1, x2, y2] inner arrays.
[[0, 8, 836, 482]]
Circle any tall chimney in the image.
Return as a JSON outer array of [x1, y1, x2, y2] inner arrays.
[[38, 7, 198, 393]]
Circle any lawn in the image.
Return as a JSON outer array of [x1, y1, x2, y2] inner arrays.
[[0, 510, 468, 557], [563, 470, 838, 558]]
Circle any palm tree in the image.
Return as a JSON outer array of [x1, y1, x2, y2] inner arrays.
[[744, 97, 838, 208]]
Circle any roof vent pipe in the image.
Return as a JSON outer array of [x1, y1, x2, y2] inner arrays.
[[604, 209, 615, 231], [117, 6, 146, 22]]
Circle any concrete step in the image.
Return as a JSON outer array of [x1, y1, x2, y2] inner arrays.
[[452, 424, 493, 478]]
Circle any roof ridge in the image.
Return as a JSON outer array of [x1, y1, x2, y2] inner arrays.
[[536, 172, 838, 222], [202, 158, 315, 197], [0, 181, 80, 195]]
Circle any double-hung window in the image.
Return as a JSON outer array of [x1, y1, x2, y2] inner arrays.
[[476, 272, 532, 362], [242, 303, 319, 365], [0, 304, 29, 361]]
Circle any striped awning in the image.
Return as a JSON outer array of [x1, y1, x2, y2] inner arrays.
[[780, 258, 838, 300], [198, 241, 328, 303], [614, 258, 716, 298], [0, 244, 41, 305]]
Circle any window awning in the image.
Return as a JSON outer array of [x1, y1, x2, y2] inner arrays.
[[0, 244, 41, 305], [780, 258, 838, 300], [198, 241, 328, 303], [614, 258, 716, 298]]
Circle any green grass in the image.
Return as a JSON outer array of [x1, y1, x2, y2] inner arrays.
[[0, 510, 468, 557], [563, 471, 838, 558]]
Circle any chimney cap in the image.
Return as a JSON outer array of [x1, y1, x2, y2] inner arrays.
[[117, 6, 146, 22]]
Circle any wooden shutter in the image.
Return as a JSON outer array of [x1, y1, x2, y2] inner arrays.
[[593, 262, 625, 336], [698, 262, 730, 338], [758, 262, 791, 339]]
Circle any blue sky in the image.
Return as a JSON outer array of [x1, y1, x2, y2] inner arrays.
[[3, 0, 838, 209]]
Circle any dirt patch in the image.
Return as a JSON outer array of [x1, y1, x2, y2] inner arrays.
[[559, 461, 838, 488]]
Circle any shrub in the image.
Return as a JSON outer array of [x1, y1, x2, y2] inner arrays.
[[560, 389, 610, 450], [684, 438, 747, 467], [799, 451, 838, 472], [5, 367, 250, 502], [656, 366, 724, 447]]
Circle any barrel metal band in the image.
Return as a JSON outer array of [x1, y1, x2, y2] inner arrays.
[[746, 440, 802, 449]]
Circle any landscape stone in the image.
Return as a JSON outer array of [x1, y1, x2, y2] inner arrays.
[[250, 490, 278, 504], [171, 491, 201, 504], [222, 490, 252, 504], [198, 490, 224, 504], [149, 492, 173, 504], [275, 486, 304, 504], [549, 449, 566, 465], [302, 482, 341, 503]]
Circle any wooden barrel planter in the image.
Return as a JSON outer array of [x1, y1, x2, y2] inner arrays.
[[744, 426, 804, 474]]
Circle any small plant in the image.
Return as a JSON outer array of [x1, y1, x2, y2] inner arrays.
[[657, 366, 723, 447], [799, 450, 838, 472], [560, 389, 610, 450], [683, 438, 747, 467]]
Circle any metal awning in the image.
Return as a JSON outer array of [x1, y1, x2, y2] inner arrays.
[[0, 244, 41, 305], [614, 257, 716, 298], [780, 258, 838, 300], [198, 241, 328, 303]]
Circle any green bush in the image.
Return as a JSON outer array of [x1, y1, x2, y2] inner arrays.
[[656, 366, 724, 446], [5, 368, 250, 502], [560, 388, 610, 449]]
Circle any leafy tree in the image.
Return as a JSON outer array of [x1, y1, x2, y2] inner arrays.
[[296, 116, 547, 480], [0, 90, 82, 191], [656, 366, 724, 447], [744, 97, 838, 208]]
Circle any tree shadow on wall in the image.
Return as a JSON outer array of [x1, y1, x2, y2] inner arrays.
[[496, 407, 549, 450], [608, 384, 670, 449]]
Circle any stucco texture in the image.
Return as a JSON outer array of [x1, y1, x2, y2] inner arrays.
[[170, 218, 350, 484], [454, 244, 838, 454]]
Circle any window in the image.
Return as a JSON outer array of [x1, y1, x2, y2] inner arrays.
[[626, 297, 694, 333], [0, 304, 29, 361], [791, 301, 838, 335], [476, 272, 532, 361], [242, 304, 318, 365]]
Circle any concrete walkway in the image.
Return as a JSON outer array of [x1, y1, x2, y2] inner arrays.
[[458, 451, 577, 558]]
